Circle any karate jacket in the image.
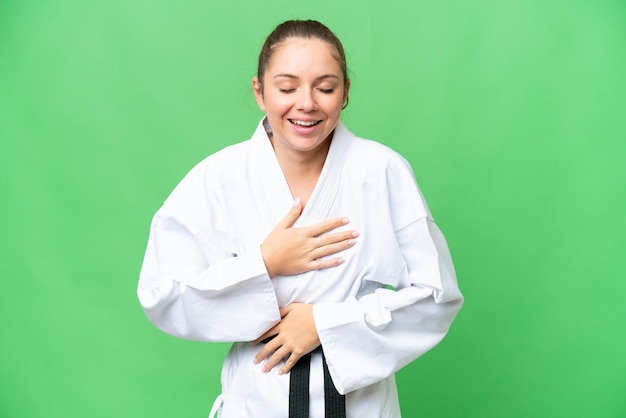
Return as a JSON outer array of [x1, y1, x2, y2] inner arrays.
[[137, 118, 464, 417]]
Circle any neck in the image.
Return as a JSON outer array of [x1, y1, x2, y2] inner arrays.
[[271, 135, 331, 207]]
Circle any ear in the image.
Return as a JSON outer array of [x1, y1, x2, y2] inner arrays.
[[343, 79, 350, 103], [252, 77, 266, 111], [342, 78, 351, 108]]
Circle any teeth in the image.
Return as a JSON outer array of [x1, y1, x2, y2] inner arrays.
[[291, 119, 319, 127]]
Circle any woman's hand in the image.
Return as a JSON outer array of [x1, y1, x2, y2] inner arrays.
[[261, 198, 359, 277], [253, 303, 320, 374]]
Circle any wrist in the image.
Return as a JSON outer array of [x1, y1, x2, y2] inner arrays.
[[260, 243, 276, 277]]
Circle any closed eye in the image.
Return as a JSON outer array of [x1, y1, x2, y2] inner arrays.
[[318, 88, 334, 94], [279, 88, 296, 93]]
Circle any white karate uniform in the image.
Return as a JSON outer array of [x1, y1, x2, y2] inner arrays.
[[137, 119, 463, 417]]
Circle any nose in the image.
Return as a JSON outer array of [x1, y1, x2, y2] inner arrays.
[[296, 88, 317, 112]]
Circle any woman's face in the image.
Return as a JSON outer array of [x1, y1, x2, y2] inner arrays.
[[253, 37, 349, 159]]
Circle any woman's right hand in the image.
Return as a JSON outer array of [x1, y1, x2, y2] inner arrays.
[[261, 198, 359, 277]]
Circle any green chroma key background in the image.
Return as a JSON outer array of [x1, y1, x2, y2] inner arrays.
[[1, 1, 624, 416]]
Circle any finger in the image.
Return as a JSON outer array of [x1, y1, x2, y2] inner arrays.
[[310, 256, 346, 270], [317, 229, 359, 247], [252, 330, 277, 345], [277, 198, 303, 229], [252, 324, 280, 345], [278, 353, 302, 375], [307, 217, 350, 237], [254, 339, 280, 364], [310, 238, 357, 261], [263, 345, 291, 373]]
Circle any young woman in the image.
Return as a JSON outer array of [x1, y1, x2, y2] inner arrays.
[[138, 19, 463, 418]]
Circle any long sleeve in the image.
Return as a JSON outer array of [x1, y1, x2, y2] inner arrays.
[[137, 157, 281, 342], [137, 208, 280, 342], [314, 218, 463, 394], [313, 151, 463, 395]]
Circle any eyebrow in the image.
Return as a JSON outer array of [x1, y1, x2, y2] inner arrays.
[[273, 73, 340, 81]]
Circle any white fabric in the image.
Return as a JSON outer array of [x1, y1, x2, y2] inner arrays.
[[138, 119, 463, 417], [208, 393, 224, 418]]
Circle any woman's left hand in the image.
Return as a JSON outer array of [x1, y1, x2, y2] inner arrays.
[[253, 303, 320, 375]]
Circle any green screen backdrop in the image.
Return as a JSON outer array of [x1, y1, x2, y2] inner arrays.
[[1, 1, 625, 417]]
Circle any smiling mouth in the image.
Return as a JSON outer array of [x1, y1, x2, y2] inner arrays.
[[289, 119, 322, 127]]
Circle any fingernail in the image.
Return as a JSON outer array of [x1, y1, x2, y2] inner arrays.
[[278, 369, 285, 375], [293, 198, 301, 207], [337, 257, 345, 265], [342, 217, 350, 224], [352, 230, 360, 238], [347, 239, 356, 246], [253, 357, 260, 364]]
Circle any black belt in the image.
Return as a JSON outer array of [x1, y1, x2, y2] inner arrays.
[[289, 348, 346, 418], [263, 339, 346, 417]]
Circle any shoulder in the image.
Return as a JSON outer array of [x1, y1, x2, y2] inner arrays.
[[339, 124, 432, 224], [193, 140, 251, 181], [353, 137, 409, 165], [189, 119, 269, 184], [162, 137, 253, 215], [339, 125, 415, 181], [185, 139, 251, 183]]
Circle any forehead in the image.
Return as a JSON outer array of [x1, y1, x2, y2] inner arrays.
[[266, 37, 342, 77]]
